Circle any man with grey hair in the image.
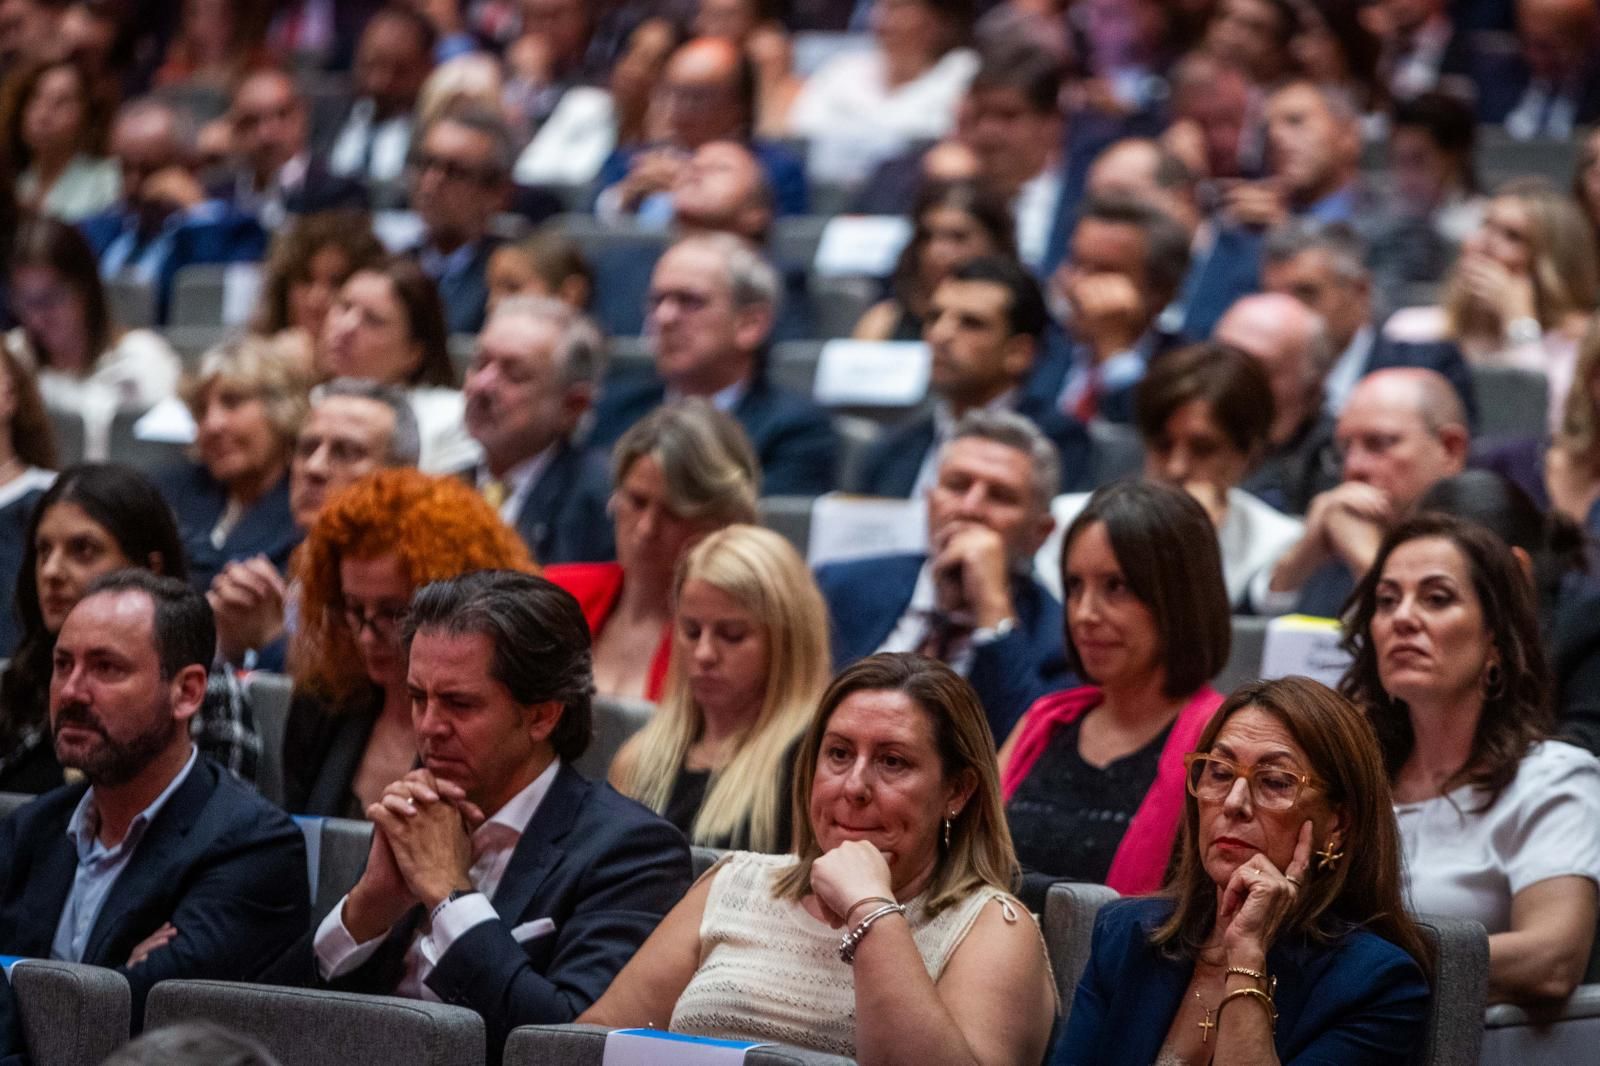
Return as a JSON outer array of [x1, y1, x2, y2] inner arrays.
[[816, 410, 1070, 738], [589, 232, 837, 495], [462, 296, 614, 563]]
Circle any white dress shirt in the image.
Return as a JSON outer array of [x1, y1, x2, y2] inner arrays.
[[328, 99, 413, 184], [477, 445, 557, 527]]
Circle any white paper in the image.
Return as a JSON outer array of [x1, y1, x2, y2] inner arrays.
[[603, 1029, 767, 1066], [1259, 615, 1353, 690], [373, 210, 426, 253], [812, 215, 913, 278], [221, 263, 263, 326], [812, 340, 930, 407], [808, 494, 927, 567], [132, 396, 197, 443]]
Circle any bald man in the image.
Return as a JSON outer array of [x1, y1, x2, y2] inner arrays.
[[1259, 367, 1470, 616]]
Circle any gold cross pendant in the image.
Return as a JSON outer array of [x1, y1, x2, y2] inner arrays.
[[1197, 1010, 1217, 1044]]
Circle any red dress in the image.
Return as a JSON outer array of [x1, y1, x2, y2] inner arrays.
[[544, 563, 671, 701]]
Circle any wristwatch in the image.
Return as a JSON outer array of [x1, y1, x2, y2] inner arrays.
[[429, 888, 481, 924]]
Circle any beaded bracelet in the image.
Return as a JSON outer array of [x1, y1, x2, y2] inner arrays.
[[838, 903, 907, 963]]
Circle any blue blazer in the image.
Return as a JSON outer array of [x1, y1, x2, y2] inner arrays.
[[1054, 898, 1429, 1066], [153, 463, 302, 594], [590, 372, 838, 496], [854, 404, 1096, 497], [815, 553, 1071, 739], [1182, 225, 1263, 342], [411, 237, 500, 337], [80, 203, 269, 324], [310, 762, 691, 1056], [498, 442, 615, 565], [0, 758, 309, 1031]]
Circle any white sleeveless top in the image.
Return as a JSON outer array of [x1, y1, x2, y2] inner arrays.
[[670, 852, 1006, 1056]]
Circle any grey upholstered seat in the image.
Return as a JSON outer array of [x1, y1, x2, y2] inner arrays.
[[10, 960, 131, 1066], [1412, 914, 1489, 1066], [1042, 881, 1118, 1021]]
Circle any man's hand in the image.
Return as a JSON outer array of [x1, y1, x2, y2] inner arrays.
[[1065, 271, 1146, 362], [1305, 481, 1391, 575], [208, 556, 287, 664], [1218, 179, 1288, 230], [930, 522, 1016, 629], [368, 771, 484, 911], [139, 166, 207, 213], [617, 149, 685, 211], [126, 922, 177, 967]]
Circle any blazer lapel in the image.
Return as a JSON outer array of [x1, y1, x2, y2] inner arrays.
[[514, 444, 577, 555], [12, 805, 82, 957], [485, 764, 585, 925]]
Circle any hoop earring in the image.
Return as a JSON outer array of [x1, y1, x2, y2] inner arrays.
[[1315, 840, 1344, 872]]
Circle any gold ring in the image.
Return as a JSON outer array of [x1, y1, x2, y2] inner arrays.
[[1286, 875, 1303, 888]]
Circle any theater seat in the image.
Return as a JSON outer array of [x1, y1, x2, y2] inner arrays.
[[292, 815, 375, 927], [1413, 914, 1489, 1066], [243, 671, 295, 808], [10, 960, 130, 1066], [690, 846, 726, 878], [1482, 986, 1600, 1066], [571, 695, 655, 781], [502, 1023, 856, 1065], [1042, 882, 1118, 1022]]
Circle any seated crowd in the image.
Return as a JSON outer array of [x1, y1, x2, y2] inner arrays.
[[4, 0, 1600, 1063]]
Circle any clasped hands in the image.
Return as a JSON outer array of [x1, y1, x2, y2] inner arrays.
[[342, 770, 486, 944]]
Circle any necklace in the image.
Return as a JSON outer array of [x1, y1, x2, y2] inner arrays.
[[1194, 990, 1218, 1044]]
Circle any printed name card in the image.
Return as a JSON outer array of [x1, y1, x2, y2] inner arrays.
[[812, 215, 913, 278], [373, 210, 426, 253], [808, 494, 928, 567], [132, 395, 197, 444], [1260, 615, 1352, 689], [812, 340, 930, 407], [221, 264, 264, 326], [603, 1028, 769, 1066]]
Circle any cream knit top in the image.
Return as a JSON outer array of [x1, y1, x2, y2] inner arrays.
[[670, 851, 1007, 1056]]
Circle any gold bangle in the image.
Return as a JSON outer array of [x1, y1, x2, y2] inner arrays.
[[844, 895, 896, 923], [1225, 965, 1268, 985], [1218, 985, 1278, 1026]]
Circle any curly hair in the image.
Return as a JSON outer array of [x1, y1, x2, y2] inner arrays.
[[251, 210, 386, 336], [0, 56, 114, 170], [291, 469, 535, 702]]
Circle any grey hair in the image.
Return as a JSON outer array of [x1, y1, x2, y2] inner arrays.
[[488, 294, 607, 388], [102, 1022, 281, 1066], [611, 399, 760, 524], [1263, 219, 1370, 284], [941, 408, 1061, 508], [673, 232, 781, 313], [115, 96, 198, 153], [310, 377, 422, 467], [424, 104, 514, 177]]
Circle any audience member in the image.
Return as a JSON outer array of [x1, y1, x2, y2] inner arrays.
[[818, 410, 1069, 738], [264, 0, 382, 73], [282, 469, 531, 817], [1250, 78, 1369, 231], [305, 570, 691, 1051], [1263, 367, 1469, 616], [506, 0, 621, 187], [484, 229, 593, 317], [1162, 52, 1254, 182], [404, 106, 514, 336], [0, 464, 261, 792], [547, 401, 759, 702], [854, 179, 1015, 343], [669, 139, 776, 243], [859, 256, 1092, 497], [0, 0, 63, 69], [322, 6, 434, 186], [248, 209, 387, 374], [1055, 676, 1430, 1064], [319, 256, 477, 472], [612, 524, 827, 851], [1477, 0, 1600, 137], [695, 0, 804, 137], [590, 233, 836, 496], [0, 55, 117, 221], [101, 1021, 283, 1066], [1003, 480, 1229, 898], [1340, 513, 1600, 1002], [0, 570, 304, 1038], [1293, 0, 1385, 115], [1201, 0, 1300, 87], [1387, 91, 1483, 250], [151, 0, 270, 89], [582, 653, 1056, 1066], [155, 337, 308, 593], [0, 342, 55, 657], [5, 215, 182, 460], [1374, 0, 1473, 101]]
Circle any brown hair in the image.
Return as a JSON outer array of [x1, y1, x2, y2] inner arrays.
[[354, 258, 457, 389], [774, 654, 1018, 915], [1134, 342, 1275, 461], [1059, 480, 1231, 698], [1152, 678, 1431, 974], [0, 55, 114, 170], [252, 210, 386, 336], [0, 339, 56, 469], [10, 214, 114, 359], [1555, 314, 1600, 473], [1338, 513, 1551, 809]]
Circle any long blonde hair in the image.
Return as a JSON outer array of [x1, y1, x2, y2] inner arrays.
[[1556, 314, 1600, 472], [620, 525, 829, 851]]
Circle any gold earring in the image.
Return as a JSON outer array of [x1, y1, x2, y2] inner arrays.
[[1315, 839, 1344, 872]]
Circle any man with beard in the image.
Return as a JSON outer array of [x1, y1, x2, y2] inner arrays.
[[0, 570, 307, 1048]]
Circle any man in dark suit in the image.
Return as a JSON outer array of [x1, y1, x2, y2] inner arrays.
[[462, 297, 614, 564], [1471, 0, 1600, 136], [589, 233, 837, 495], [0, 571, 308, 1051], [857, 257, 1093, 497], [308, 571, 691, 1054], [319, 7, 434, 187], [406, 106, 513, 336], [817, 411, 1072, 739]]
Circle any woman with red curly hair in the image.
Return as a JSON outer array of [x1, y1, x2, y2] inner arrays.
[[281, 468, 534, 817]]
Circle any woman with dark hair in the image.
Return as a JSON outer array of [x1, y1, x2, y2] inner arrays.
[[1290, 0, 1384, 115], [318, 257, 473, 472], [4, 215, 181, 459], [0, 341, 58, 656], [1340, 513, 1600, 1002], [1054, 677, 1430, 1065], [0, 55, 117, 221], [1000, 480, 1231, 897], [0, 464, 259, 793], [250, 210, 386, 375], [854, 180, 1016, 341]]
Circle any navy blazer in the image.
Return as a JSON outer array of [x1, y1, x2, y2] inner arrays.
[[153, 463, 302, 594], [412, 237, 500, 337], [206, 160, 368, 218], [590, 372, 837, 496], [1054, 898, 1428, 1066], [315, 763, 691, 1058], [0, 757, 308, 1032], [815, 553, 1071, 739], [855, 404, 1095, 497], [471, 443, 615, 566], [1182, 225, 1263, 342], [79, 203, 269, 323]]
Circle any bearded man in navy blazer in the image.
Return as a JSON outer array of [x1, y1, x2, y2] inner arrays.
[[0, 571, 308, 1051], [309, 570, 691, 1054]]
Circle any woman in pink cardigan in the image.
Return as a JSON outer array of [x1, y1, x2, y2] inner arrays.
[[1000, 480, 1232, 898]]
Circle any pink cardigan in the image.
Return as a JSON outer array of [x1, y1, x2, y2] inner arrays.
[[1001, 684, 1224, 895]]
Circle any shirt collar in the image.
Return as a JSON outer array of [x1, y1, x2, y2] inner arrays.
[[478, 757, 561, 841], [478, 443, 557, 500], [667, 374, 750, 413], [66, 745, 199, 863]]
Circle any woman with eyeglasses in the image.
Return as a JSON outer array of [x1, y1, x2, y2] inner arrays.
[[1340, 512, 1600, 1003], [280, 469, 533, 817], [1055, 677, 1431, 1065]]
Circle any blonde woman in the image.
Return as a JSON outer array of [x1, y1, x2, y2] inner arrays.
[[610, 524, 830, 853], [1545, 317, 1600, 529]]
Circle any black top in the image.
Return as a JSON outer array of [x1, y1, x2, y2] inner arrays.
[[1005, 715, 1172, 884], [663, 767, 712, 838], [659, 740, 799, 853]]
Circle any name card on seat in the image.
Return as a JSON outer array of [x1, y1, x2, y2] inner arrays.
[[813, 340, 930, 407], [222, 264, 263, 326], [604, 1028, 768, 1066], [812, 215, 912, 278], [1260, 615, 1352, 689], [808, 494, 927, 567]]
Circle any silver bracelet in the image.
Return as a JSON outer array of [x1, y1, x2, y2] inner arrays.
[[838, 902, 906, 963]]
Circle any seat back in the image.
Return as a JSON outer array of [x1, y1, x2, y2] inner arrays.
[[572, 696, 655, 780], [243, 671, 295, 807], [1482, 986, 1600, 1066], [1411, 914, 1488, 1066], [690, 846, 726, 878], [1471, 365, 1550, 439], [1212, 616, 1270, 696], [144, 980, 485, 1066], [759, 495, 815, 557], [107, 411, 189, 474], [294, 815, 375, 927], [832, 415, 884, 492], [1042, 882, 1119, 1021], [47, 406, 87, 467], [1086, 420, 1144, 487], [503, 1023, 857, 1065], [10, 960, 131, 1066]]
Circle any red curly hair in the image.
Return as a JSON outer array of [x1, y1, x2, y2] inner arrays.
[[292, 469, 536, 701]]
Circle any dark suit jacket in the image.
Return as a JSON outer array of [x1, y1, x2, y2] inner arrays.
[[0, 484, 46, 658], [79, 203, 269, 323], [1552, 572, 1600, 758], [1470, 50, 1600, 127], [497, 442, 615, 565], [815, 553, 1071, 739], [590, 372, 838, 496], [152, 463, 302, 594], [206, 159, 369, 218], [1295, 559, 1358, 619], [281, 686, 383, 818], [1182, 224, 1262, 342], [316, 763, 691, 1057], [411, 237, 501, 337], [1053, 898, 1428, 1066], [0, 757, 309, 1033], [854, 403, 1095, 497]]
